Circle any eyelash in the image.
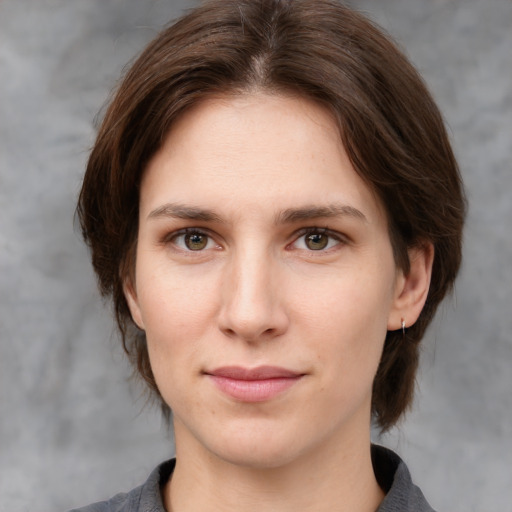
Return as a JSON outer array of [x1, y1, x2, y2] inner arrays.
[[289, 227, 346, 252], [164, 228, 219, 252], [163, 227, 347, 253]]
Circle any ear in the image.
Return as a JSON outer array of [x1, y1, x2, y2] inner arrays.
[[387, 242, 434, 331], [123, 278, 145, 330]]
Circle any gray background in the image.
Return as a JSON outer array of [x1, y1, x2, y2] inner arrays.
[[0, 0, 511, 510]]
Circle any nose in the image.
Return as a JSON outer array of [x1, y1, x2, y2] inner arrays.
[[218, 246, 289, 342]]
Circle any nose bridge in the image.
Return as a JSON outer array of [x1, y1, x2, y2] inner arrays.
[[219, 241, 287, 341]]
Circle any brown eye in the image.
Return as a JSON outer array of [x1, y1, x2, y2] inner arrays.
[[305, 232, 329, 250], [185, 233, 208, 250]]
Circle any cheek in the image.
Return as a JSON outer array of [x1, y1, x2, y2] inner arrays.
[[295, 261, 394, 373], [135, 262, 221, 376], [137, 257, 218, 326]]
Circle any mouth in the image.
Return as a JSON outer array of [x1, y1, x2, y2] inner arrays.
[[204, 366, 305, 402]]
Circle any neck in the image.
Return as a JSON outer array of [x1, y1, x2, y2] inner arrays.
[[164, 421, 384, 512]]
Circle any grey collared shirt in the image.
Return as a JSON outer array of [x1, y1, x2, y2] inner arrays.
[[69, 445, 435, 512]]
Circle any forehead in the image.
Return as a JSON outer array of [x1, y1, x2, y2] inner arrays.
[[140, 93, 386, 226]]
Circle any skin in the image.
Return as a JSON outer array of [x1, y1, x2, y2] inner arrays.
[[125, 93, 433, 512]]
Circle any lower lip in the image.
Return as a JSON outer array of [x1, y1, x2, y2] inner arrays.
[[208, 375, 302, 402]]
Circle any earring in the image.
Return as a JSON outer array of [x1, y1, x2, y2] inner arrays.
[[401, 318, 406, 337]]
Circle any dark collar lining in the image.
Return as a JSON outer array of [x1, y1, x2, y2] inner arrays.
[[371, 444, 400, 494]]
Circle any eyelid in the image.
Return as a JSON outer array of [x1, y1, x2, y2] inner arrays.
[[162, 227, 221, 251], [288, 226, 349, 251]]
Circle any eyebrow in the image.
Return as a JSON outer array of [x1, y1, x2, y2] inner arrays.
[[147, 203, 225, 223], [147, 202, 367, 224], [275, 204, 368, 224]]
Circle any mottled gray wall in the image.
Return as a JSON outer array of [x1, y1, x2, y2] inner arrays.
[[0, 1, 510, 511]]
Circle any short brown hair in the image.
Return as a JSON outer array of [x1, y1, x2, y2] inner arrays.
[[77, 0, 465, 431]]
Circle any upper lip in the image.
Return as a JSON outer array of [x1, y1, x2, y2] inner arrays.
[[206, 366, 303, 380]]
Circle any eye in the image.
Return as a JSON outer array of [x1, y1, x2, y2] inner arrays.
[[304, 232, 330, 250], [292, 228, 343, 251], [171, 229, 217, 251]]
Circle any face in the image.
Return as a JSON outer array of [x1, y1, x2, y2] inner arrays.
[[126, 93, 409, 469]]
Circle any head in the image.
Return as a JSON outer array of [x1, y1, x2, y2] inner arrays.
[[77, 0, 465, 432]]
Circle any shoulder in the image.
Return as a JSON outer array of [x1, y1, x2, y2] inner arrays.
[[68, 460, 175, 512], [67, 488, 141, 512], [372, 445, 436, 512]]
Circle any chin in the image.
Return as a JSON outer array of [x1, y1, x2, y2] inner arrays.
[[203, 422, 316, 471], [216, 442, 303, 470]]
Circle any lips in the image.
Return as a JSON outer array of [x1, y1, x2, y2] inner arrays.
[[205, 366, 304, 402]]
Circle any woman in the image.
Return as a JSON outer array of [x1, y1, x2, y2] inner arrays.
[[74, 0, 465, 510]]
